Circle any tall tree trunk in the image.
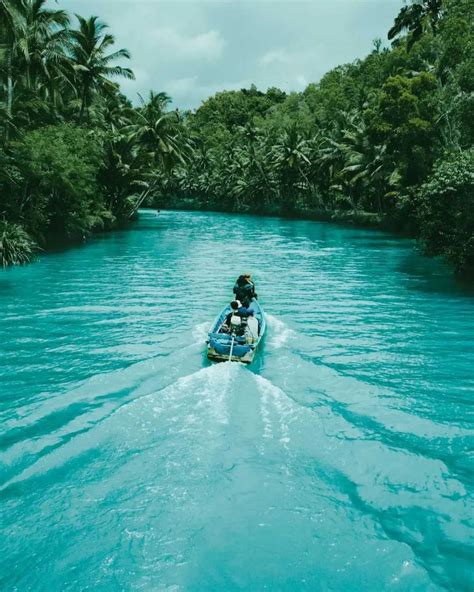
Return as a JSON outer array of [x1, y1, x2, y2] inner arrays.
[[4, 51, 13, 144], [129, 181, 158, 219], [79, 84, 88, 123], [377, 184, 384, 214], [25, 62, 31, 89], [6, 52, 13, 117]]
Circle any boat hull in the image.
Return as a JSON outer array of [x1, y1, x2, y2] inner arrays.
[[207, 346, 255, 364], [206, 299, 265, 364]]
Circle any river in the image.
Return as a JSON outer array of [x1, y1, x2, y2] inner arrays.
[[1, 210, 473, 591]]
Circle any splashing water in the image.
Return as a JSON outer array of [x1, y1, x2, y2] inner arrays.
[[1, 210, 473, 591], [266, 313, 296, 349]]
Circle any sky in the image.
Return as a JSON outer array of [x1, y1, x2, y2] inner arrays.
[[58, 0, 403, 110]]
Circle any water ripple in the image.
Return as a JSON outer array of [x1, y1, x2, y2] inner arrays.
[[1, 210, 473, 591]]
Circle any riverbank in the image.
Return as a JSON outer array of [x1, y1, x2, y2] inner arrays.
[[156, 197, 409, 232], [4, 199, 389, 268], [0, 215, 137, 269]]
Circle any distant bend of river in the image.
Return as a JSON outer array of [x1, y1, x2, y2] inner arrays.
[[1, 210, 473, 591]]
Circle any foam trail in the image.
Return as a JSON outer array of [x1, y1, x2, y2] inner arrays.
[[266, 314, 295, 349], [150, 362, 239, 425], [254, 373, 296, 449], [259, 383, 273, 441], [0, 363, 242, 493], [193, 321, 211, 343]]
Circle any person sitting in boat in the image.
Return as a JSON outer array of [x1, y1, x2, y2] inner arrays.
[[226, 300, 254, 323], [221, 300, 254, 335], [233, 273, 257, 307]]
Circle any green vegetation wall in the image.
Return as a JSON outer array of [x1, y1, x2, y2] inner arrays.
[[0, 0, 473, 277], [162, 0, 473, 277]]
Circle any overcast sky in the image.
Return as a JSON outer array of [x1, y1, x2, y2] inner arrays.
[[57, 0, 402, 110]]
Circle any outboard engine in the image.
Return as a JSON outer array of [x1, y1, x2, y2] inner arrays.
[[229, 315, 242, 336]]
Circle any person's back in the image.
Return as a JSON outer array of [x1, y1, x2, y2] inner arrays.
[[233, 273, 256, 307]]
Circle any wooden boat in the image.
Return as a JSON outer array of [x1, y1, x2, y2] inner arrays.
[[207, 299, 266, 363]]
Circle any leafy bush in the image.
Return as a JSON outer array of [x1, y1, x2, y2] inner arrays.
[[417, 149, 474, 275], [12, 124, 104, 239], [0, 222, 37, 267]]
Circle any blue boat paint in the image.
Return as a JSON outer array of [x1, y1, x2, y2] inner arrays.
[[207, 298, 266, 363]]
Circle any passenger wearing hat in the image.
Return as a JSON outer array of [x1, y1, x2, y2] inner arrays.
[[233, 273, 257, 308]]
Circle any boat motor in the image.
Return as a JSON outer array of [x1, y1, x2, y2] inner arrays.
[[229, 314, 242, 336], [228, 315, 242, 361]]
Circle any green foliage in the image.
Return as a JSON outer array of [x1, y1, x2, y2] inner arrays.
[[69, 15, 135, 123], [0, 2, 192, 265], [368, 72, 438, 186], [0, 0, 472, 278], [12, 124, 104, 238], [161, 0, 473, 276], [436, 0, 474, 149], [0, 220, 36, 266], [388, 0, 443, 50], [417, 149, 474, 275], [194, 85, 286, 134]]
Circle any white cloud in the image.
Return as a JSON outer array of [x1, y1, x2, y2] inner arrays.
[[166, 76, 199, 94], [58, 0, 401, 109], [151, 28, 225, 61], [259, 49, 291, 66], [164, 76, 253, 108], [295, 74, 308, 88]]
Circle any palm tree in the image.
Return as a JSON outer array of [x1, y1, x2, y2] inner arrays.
[[388, 0, 443, 50], [235, 123, 275, 203], [273, 125, 311, 201], [124, 92, 194, 217], [126, 92, 192, 171], [99, 131, 150, 217], [0, 0, 24, 122], [310, 122, 348, 206], [338, 122, 393, 212], [69, 15, 134, 123], [96, 87, 134, 130], [16, 0, 70, 89], [0, 0, 70, 137]]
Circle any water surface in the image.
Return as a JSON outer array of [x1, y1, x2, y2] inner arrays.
[[1, 210, 473, 591]]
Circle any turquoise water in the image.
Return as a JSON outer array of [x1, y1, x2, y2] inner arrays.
[[1, 210, 473, 591]]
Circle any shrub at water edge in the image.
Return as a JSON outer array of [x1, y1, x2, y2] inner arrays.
[[0, 221, 37, 267], [417, 149, 474, 276]]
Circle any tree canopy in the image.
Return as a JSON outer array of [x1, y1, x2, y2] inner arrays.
[[0, 0, 473, 277]]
